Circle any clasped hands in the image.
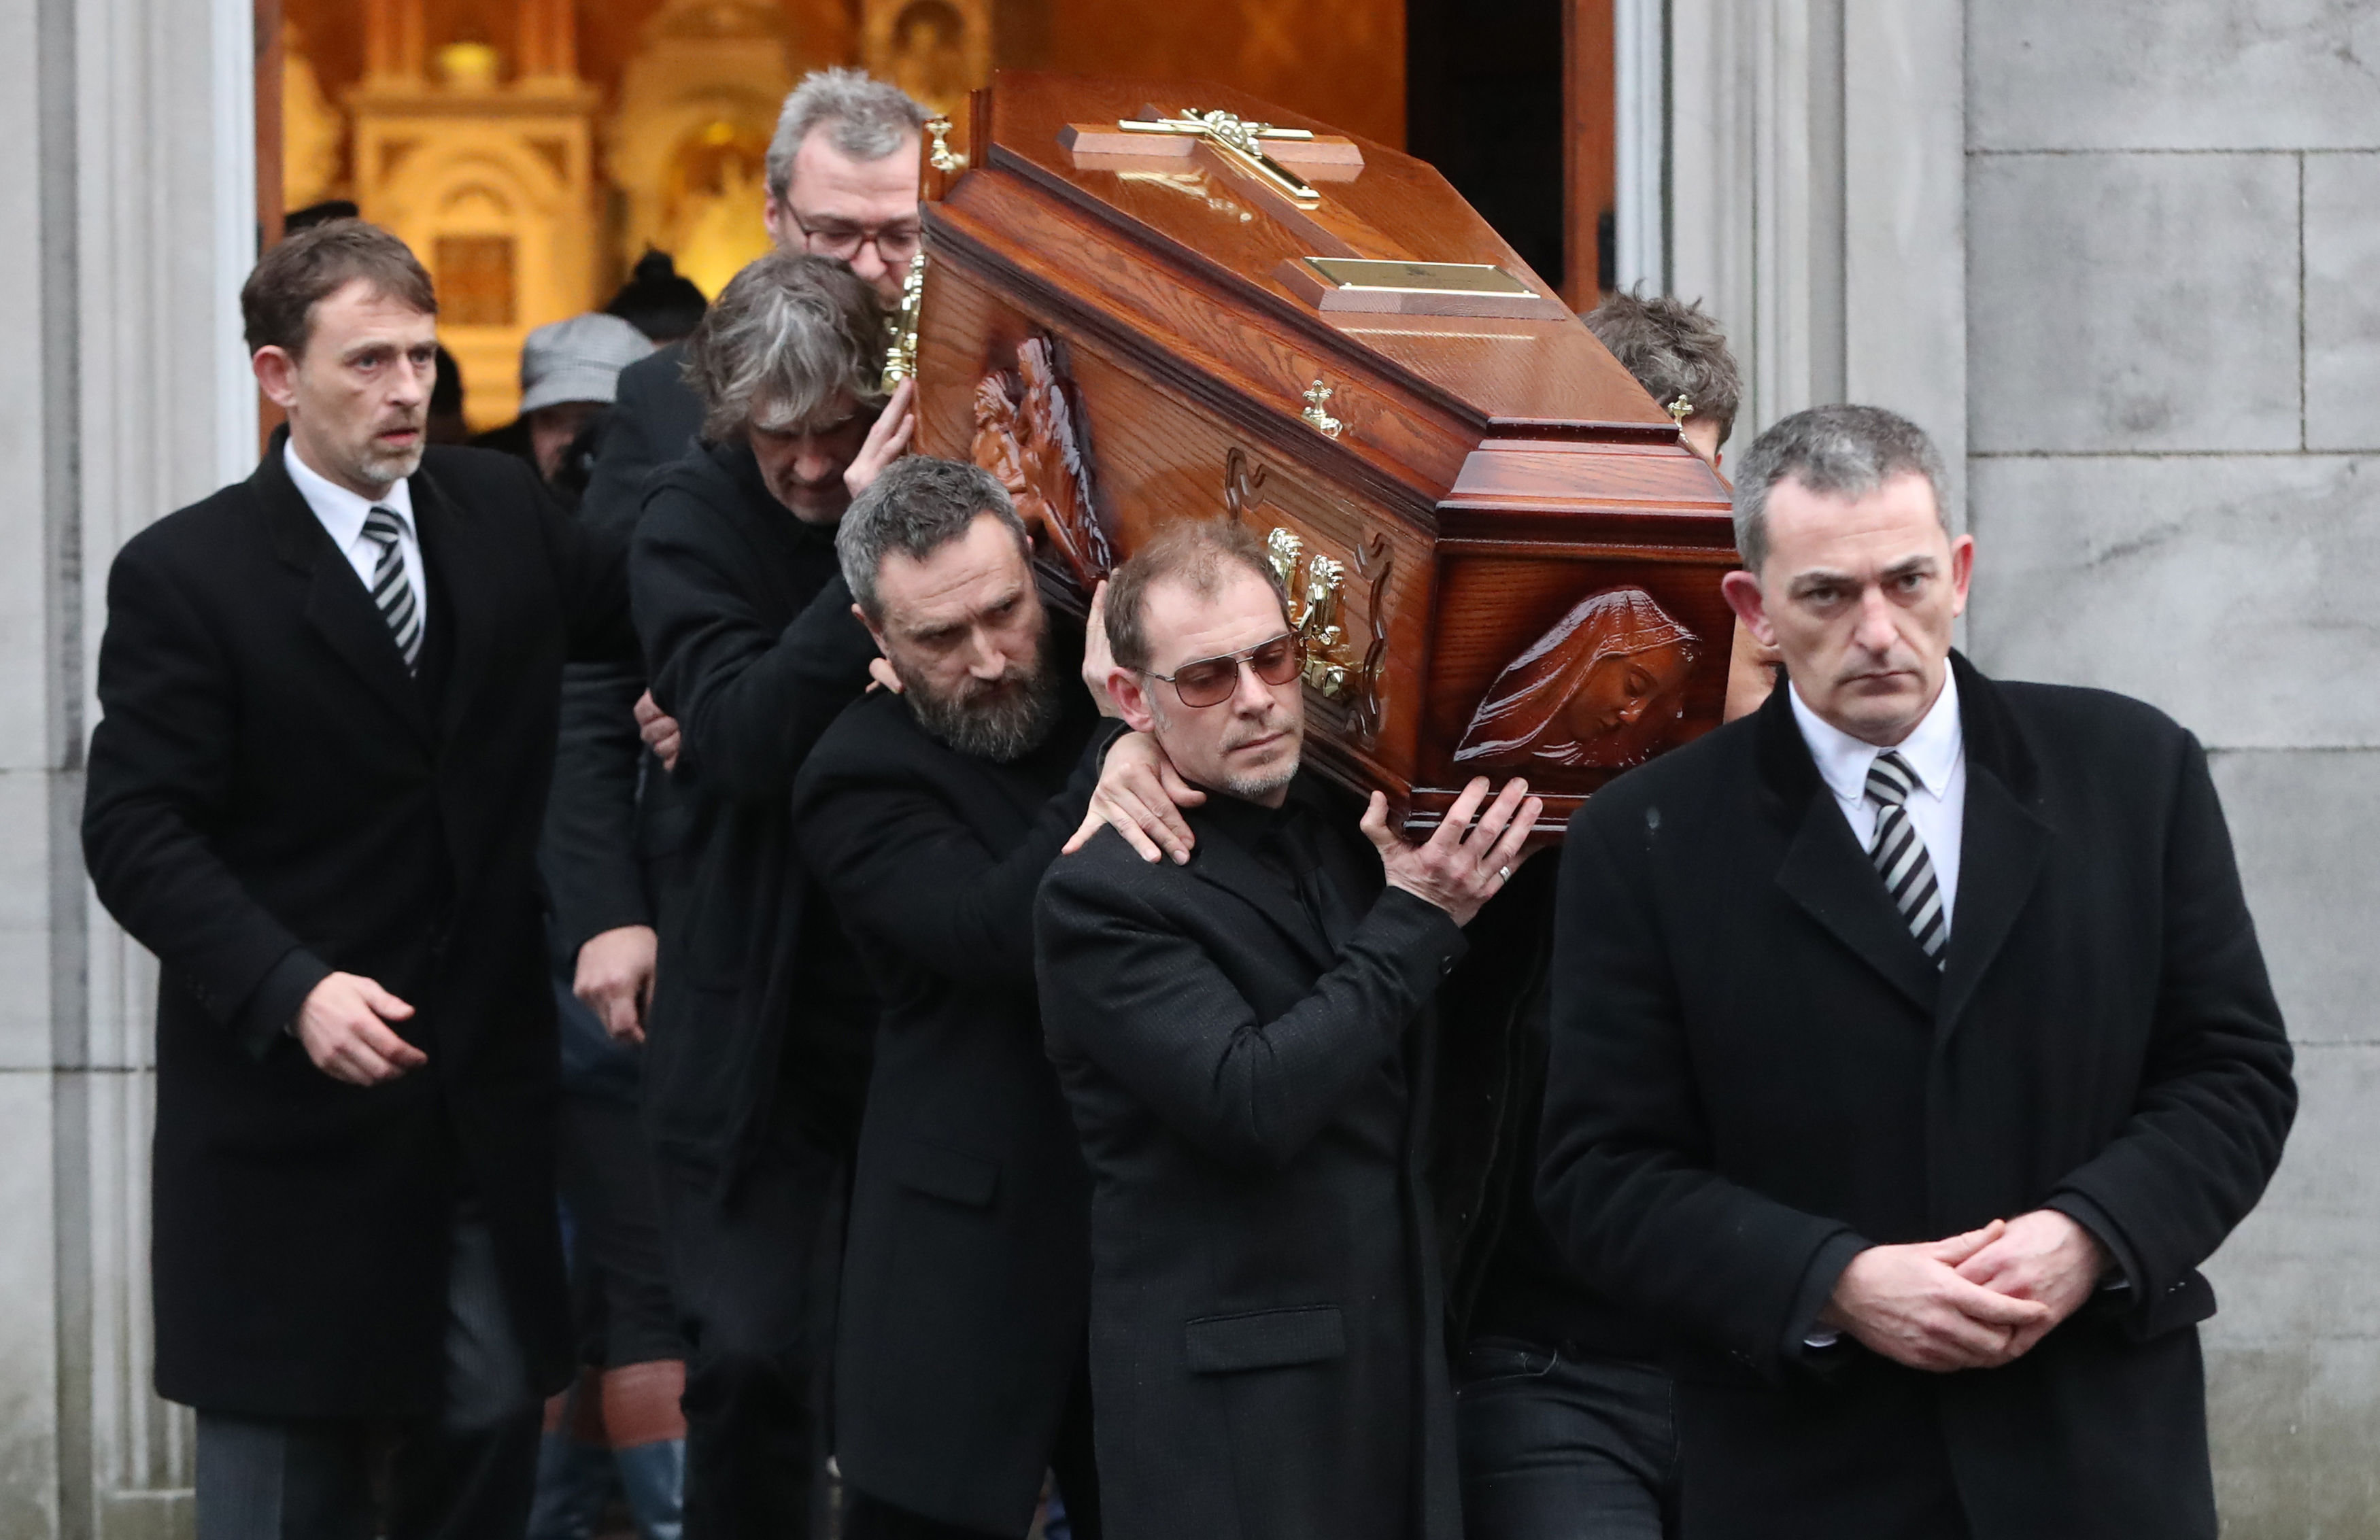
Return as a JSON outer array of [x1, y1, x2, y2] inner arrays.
[[1820, 1210, 2111, 1373]]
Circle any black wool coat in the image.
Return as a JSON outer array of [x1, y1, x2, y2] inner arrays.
[[1034, 777, 1468, 1540], [541, 345, 699, 958], [793, 683, 1119, 1535], [82, 434, 636, 1418], [630, 441, 877, 1180], [1537, 653, 2296, 1540], [580, 343, 700, 549], [543, 342, 707, 963]]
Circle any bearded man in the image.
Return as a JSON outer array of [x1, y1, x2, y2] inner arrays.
[[791, 456, 1189, 1540], [82, 219, 637, 1539]]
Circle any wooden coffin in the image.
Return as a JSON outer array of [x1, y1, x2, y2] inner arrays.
[[906, 71, 1737, 835]]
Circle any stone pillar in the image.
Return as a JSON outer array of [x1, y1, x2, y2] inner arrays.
[[365, 0, 427, 85], [1642, 0, 1965, 506], [519, 0, 578, 84], [1, 0, 256, 1534]]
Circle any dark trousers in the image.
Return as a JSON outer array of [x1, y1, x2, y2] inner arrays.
[[194, 1214, 543, 1540], [560, 1094, 684, 1369], [842, 1360, 1105, 1540], [654, 1114, 847, 1540], [1452, 1338, 1678, 1540]]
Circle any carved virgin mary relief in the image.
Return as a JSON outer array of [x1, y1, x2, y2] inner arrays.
[[969, 336, 1115, 592], [1453, 587, 1701, 770]]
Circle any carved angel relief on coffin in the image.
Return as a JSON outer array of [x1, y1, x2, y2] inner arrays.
[[1454, 588, 1700, 771], [969, 335, 1114, 593]]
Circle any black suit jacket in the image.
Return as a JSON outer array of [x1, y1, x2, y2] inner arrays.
[[1035, 778, 1467, 1540], [630, 440, 877, 1180], [794, 683, 1119, 1533], [545, 341, 703, 957], [1537, 653, 2295, 1539], [83, 434, 635, 1417]]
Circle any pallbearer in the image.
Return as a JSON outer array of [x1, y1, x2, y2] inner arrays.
[[793, 458, 1190, 1540], [1035, 521, 1538, 1540]]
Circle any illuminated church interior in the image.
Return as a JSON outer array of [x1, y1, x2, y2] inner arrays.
[[274, 0, 1582, 428]]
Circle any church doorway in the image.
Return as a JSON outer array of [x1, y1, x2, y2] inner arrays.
[[1407, 0, 1615, 310]]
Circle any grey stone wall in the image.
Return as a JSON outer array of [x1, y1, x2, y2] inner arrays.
[[1966, 5, 2380, 1533]]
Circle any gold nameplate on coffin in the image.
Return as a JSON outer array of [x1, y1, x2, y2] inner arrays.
[[1274, 256, 1560, 318]]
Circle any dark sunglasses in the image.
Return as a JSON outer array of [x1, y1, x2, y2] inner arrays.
[[1146, 632, 1302, 708]]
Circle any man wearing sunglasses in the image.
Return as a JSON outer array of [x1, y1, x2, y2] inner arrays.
[[1034, 520, 1542, 1540]]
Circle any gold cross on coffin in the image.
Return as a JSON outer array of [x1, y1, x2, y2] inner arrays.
[[1114, 109, 1323, 205]]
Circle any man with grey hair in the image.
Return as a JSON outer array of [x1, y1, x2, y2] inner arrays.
[[556, 67, 927, 1102], [623, 251, 907, 1539], [1538, 403, 2294, 1537], [763, 65, 934, 305], [793, 457, 1192, 1539]]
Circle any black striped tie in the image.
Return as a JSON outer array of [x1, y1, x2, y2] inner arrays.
[[362, 506, 423, 673], [1866, 750, 1947, 963]]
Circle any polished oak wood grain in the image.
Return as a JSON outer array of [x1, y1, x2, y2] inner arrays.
[[915, 72, 1737, 836]]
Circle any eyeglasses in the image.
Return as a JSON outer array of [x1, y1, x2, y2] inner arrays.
[[1145, 633, 1303, 708], [790, 212, 923, 264]]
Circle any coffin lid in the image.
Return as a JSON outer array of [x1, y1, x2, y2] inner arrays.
[[951, 71, 1690, 445]]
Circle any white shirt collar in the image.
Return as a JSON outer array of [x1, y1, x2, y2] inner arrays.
[[283, 437, 415, 547], [1788, 666, 1964, 804]]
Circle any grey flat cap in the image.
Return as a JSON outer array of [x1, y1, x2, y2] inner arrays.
[[519, 312, 656, 414]]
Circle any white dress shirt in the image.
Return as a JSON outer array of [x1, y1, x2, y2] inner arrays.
[[1791, 670, 1969, 1349], [1788, 669, 1967, 927], [284, 439, 428, 630]]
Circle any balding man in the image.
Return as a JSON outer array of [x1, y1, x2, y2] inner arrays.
[[1537, 405, 2294, 1538]]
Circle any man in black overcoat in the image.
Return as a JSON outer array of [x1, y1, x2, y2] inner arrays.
[[1537, 405, 2296, 1539], [1035, 520, 1541, 1540], [794, 457, 1191, 1539], [81, 222, 636, 1538], [559, 66, 923, 1063], [626, 251, 919, 1536]]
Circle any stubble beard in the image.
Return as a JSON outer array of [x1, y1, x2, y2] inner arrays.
[[1153, 695, 1303, 802], [358, 441, 425, 487], [343, 412, 426, 491], [901, 634, 1064, 764], [1220, 732, 1301, 802]]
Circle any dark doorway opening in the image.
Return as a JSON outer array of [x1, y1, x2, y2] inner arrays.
[[1406, 0, 1566, 294], [1407, 0, 1614, 308]]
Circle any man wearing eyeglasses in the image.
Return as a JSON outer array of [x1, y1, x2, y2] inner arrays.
[[1034, 520, 1542, 1540]]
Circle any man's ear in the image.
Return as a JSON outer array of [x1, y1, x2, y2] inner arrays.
[[1110, 668, 1159, 735], [252, 347, 300, 411], [761, 193, 794, 252], [1720, 569, 1776, 649], [853, 603, 892, 658], [1948, 532, 1975, 619]]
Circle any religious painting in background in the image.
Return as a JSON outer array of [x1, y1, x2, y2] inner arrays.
[[604, 0, 801, 301], [862, 0, 991, 122], [1453, 588, 1701, 771], [663, 119, 777, 301]]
